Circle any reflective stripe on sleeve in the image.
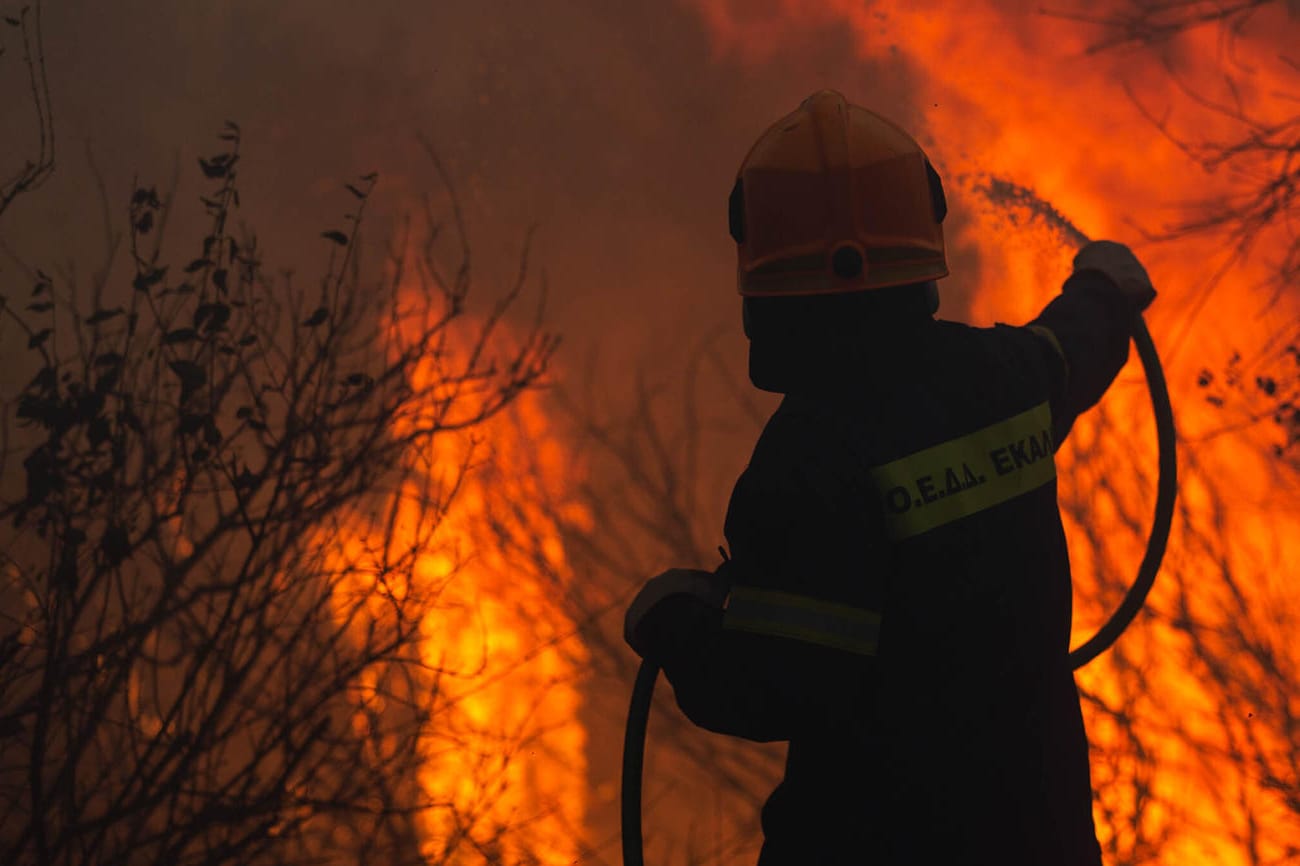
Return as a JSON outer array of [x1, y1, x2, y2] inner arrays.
[[870, 401, 1056, 541], [723, 586, 881, 656]]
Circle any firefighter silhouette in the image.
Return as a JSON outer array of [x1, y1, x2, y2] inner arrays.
[[624, 90, 1157, 865]]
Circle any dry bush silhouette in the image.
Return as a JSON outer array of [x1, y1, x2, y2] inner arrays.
[[0, 123, 557, 866]]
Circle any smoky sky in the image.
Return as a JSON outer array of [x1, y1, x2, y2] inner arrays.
[[0, 0, 981, 382]]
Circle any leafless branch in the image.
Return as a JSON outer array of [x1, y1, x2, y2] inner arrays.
[[0, 124, 560, 866], [0, 0, 55, 220]]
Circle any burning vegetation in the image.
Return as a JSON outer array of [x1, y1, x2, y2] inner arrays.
[[2, 2, 1299, 865]]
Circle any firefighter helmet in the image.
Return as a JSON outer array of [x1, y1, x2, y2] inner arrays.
[[729, 90, 949, 296]]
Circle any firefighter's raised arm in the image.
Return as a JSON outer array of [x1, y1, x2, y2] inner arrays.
[[1027, 240, 1158, 441]]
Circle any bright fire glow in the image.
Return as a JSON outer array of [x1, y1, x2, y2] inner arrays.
[[333, 304, 591, 865], [687, 1, 1300, 863]]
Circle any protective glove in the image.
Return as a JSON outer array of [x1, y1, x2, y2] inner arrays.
[[624, 567, 729, 660], [1071, 240, 1157, 311]]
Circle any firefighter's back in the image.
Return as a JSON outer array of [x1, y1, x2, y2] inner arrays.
[[739, 318, 1100, 865]]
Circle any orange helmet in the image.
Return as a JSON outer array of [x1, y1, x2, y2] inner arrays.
[[729, 90, 949, 296]]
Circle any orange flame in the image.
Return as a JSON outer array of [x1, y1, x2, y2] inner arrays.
[[331, 299, 592, 864], [685, 1, 1300, 863]]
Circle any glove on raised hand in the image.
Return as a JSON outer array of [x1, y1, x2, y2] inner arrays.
[[624, 568, 729, 660], [1071, 240, 1157, 311]]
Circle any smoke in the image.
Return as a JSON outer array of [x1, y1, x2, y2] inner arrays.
[[1, 0, 996, 363]]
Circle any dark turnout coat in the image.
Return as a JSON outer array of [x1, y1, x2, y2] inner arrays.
[[647, 273, 1136, 865]]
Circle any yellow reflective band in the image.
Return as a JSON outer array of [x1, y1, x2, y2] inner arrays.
[[723, 586, 881, 656], [870, 401, 1056, 541]]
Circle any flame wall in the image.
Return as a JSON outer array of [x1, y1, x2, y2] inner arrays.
[[328, 299, 594, 864]]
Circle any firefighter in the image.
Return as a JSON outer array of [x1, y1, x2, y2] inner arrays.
[[623, 90, 1156, 865]]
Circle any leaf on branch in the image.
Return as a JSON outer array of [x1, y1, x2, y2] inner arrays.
[[235, 468, 260, 490], [26, 301, 53, 313], [94, 369, 120, 396], [85, 308, 126, 325], [179, 412, 208, 436], [118, 410, 143, 435], [168, 360, 207, 396], [94, 352, 124, 368], [132, 266, 167, 292], [76, 390, 106, 423], [344, 372, 372, 387], [320, 230, 349, 246], [131, 187, 160, 208], [360, 172, 378, 182], [23, 447, 58, 508], [345, 183, 366, 199], [212, 268, 228, 293], [303, 308, 329, 327], [135, 210, 154, 235], [28, 366, 56, 392], [198, 156, 232, 179], [238, 333, 257, 346], [4, 16, 20, 26], [100, 523, 131, 567], [163, 328, 198, 345], [194, 302, 232, 333], [31, 279, 49, 297], [88, 415, 111, 445], [28, 328, 51, 349], [184, 258, 211, 274]]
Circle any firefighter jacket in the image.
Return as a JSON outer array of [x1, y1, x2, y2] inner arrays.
[[644, 272, 1139, 866]]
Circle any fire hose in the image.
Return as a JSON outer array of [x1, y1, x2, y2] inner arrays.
[[621, 266, 1177, 866]]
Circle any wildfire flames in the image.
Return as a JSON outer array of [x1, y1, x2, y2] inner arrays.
[[344, 2, 1296, 863], [333, 304, 592, 864], [403, 390, 589, 866]]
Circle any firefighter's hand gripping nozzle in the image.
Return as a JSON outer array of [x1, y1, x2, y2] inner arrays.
[[624, 568, 729, 661], [621, 567, 729, 866]]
